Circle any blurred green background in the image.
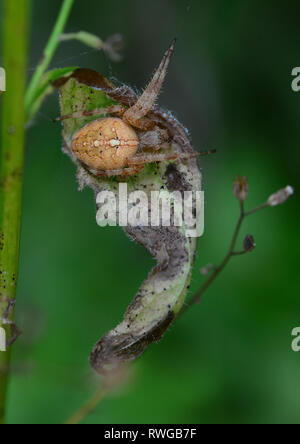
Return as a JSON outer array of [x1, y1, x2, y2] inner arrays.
[[0, 0, 299, 424]]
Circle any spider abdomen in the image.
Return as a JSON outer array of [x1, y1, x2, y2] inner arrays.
[[72, 117, 139, 171]]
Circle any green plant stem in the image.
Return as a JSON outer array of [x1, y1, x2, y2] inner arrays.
[[0, 0, 31, 425], [24, 0, 74, 117]]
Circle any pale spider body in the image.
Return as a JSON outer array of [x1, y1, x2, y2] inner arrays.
[[72, 117, 140, 171], [57, 40, 214, 177]]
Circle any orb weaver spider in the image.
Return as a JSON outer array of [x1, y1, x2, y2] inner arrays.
[[55, 40, 215, 177]]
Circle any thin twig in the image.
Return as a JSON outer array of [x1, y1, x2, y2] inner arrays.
[[64, 364, 131, 425], [245, 202, 269, 217], [179, 181, 293, 317], [65, 388, 109, 425], [231, 251, 248, 256], [178, 202, 247, 316], [25, 0, 74, 118], [0, 0, 31, 425]]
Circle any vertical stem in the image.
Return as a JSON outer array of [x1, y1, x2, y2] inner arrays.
[[25, 0, 74, 116], [0, 0, 31, 425]]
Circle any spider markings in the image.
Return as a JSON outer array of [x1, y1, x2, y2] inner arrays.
[[72, 117, 139, 171]]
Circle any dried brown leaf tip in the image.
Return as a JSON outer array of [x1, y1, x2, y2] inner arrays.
[[233, 176, 249, 202], [243, 234, 256, 253], [267, 186, 294, 207], [59, 32, 124, 62], [104, 34, 124, 62]]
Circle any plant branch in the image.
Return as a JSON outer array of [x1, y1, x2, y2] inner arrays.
[[63, 182, 293, 423], [179, 183, 293, 317], [0, 0, 31, 425], [24, 0, 74, 118], [244, 202, 268, 217], [65, 388, 109, 425], [64, 364, 130, 425], [179, 203, 245, 316]]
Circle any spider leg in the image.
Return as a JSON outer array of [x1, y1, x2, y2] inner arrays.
[[128, 149, 216, 166], [123, 39, 176, 127], [139, 128, 170, 150], [124, 116, 156, 131], [54, 105, 126, 122]]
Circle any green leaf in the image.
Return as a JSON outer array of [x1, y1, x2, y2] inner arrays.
[[57, 69, 202, 374], [26, 67, 77, 123]]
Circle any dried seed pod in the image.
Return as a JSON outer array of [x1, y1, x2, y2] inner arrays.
[[267, 186, 294, 207], [243, 234, 256, 252], [233, 176, 249, 202], [104, 34, 124, 62]]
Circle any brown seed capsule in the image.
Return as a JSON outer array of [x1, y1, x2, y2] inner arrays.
[[72, 117, 139, 170], [233, 176, 249, 202], [243, 234, 256, 252]]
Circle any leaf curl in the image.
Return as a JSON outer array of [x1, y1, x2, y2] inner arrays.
[[57, 69, 201, 374]]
